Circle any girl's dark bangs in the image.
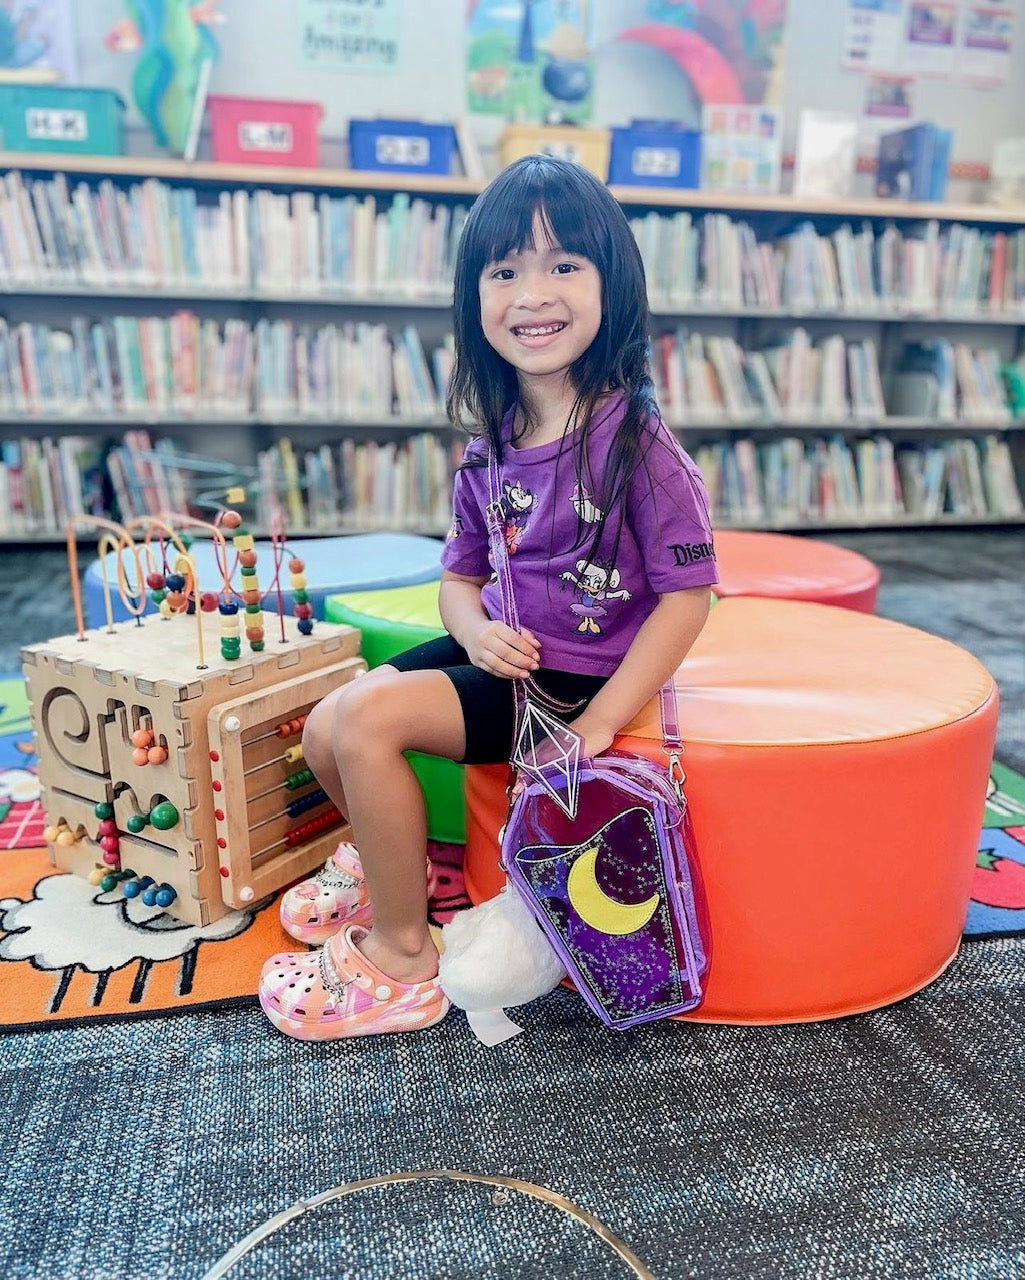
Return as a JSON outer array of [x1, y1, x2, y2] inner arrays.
[[477, 167, 600, 266]]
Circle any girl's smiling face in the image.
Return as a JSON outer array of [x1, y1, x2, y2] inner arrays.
[[478, 213, 603, 398]]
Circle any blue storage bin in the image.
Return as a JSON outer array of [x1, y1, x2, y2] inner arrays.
[[608, 121, 701, 188], [349, 119, 455, 175], [0, 85, 125, 156]]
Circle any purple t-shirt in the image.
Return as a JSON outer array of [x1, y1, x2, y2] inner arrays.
[[441, 396, 718, 676]]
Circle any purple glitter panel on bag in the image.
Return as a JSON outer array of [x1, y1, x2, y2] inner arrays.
[[504, 756, 709, 1030]]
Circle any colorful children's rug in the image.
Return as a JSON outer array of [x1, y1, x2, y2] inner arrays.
[[2, 673, 1024, 1031]]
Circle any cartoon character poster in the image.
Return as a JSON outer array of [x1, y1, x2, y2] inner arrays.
[[0, 0, 78, 83], [466, 0, 594, 123]]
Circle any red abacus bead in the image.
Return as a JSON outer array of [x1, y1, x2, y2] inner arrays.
[[165, 591, 186, 609], [98, 818, 118, 836], [239, 549, 258, 568], [222, 510, 242, 529], [212, 780, 222, 791], [200, 592, 219, 612], [294, 603, 313, 620], [146, 572, 165, 590], [214, 809, 224, 821], [147, 746, 168, 765], [130, 729, 154, 749], [100, 835, 120, 854], [243, 588, 261, 606], [220, 866, 230, 877], [245, 627, 264, 641], [290, 559, 305, 573], [102, 850, 120, 866], [132, 747, 150, 766]]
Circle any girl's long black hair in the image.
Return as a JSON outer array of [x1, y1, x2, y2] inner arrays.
[[446, 154, 665, 568]]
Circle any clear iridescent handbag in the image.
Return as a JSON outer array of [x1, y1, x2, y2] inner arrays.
[[485, 453, 710, 1030]]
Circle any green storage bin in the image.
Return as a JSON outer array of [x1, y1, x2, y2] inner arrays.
[[0, 85, 125, 155], [326, 583, 467, 845]]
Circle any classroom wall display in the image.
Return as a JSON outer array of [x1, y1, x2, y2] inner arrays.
[[0, 0, 78, 83], [298, 0, 401, 74], [614, 0, 788, 109], [842, 0, 1018, 87], [466, 0, 594, 123], [103, 0, 223, 153]]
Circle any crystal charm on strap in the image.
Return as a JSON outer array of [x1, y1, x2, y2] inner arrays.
[[511, 695, 583, 820]]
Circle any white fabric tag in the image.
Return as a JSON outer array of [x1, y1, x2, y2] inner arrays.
[[466, 1008, 524, 1046]]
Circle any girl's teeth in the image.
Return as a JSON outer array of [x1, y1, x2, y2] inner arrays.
[[516, 324, 564, 336]]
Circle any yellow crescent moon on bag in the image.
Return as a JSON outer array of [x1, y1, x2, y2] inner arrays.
[[566, 847, 660, 937]]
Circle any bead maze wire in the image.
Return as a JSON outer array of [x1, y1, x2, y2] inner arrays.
[[65, 482, 315, 669]]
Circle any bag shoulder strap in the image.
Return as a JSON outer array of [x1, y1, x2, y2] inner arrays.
[[486, 447, 683, 765]]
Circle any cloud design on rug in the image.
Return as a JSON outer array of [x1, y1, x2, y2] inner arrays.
[[0, 872, 268, 1011]]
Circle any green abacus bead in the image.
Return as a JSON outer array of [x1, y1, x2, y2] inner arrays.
[[94, 801, 114, 820], [292, 589, 309, 605], [127, 814, 148, 834], [150, 588, 167, 603], [244, 602, 262, 614], [239, 565, 257, 578], [149, 801, 180, 831], [100, 874, 118, 892], [250, 641, 265, 651], [233, 525, 249, 539]]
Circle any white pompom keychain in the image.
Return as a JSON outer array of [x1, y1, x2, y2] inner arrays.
[[438, 880, 566, 1045]]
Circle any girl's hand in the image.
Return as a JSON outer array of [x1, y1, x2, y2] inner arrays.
[[570, 715, 615, 760], [465, 620, 540, 679]]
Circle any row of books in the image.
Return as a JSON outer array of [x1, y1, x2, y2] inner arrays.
[[652, 327, 1022, 425], [252, 435, 461, 534], [693, 435, 1024, 525], [0, 171, 470, 297], [0, 314, 454, 421], [2, 427, 1020, 539], [631, 212, 1025, 316], [3, 168, 1025, 317]]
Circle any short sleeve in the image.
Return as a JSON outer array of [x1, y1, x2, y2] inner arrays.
[[440, 442, 491, 579], [628, 424, 718, 592]]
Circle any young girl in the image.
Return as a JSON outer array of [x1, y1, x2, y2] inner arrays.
[[259, 155, 719, 1041]]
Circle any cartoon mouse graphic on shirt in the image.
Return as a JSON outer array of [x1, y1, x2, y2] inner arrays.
[[560, 559, 632, 635], [501, 478, 535, 553]]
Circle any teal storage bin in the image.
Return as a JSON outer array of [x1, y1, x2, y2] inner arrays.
[[0, 85, 125, 156]]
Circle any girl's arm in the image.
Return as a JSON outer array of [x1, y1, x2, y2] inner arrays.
[[439, 569, 540, 679], [569, 585, 712, 758]]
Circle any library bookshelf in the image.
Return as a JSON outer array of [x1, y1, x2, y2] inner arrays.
[[0, 150, 1022, 542]]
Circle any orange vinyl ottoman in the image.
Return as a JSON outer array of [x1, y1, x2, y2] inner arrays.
[[463, 598, 997, 1024], [713, 529, 881, 612]]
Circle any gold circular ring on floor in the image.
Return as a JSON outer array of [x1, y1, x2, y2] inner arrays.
[[200, 1168, 656, 1279]]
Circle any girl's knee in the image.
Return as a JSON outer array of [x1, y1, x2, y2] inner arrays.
[[331, 671, 407, 759]]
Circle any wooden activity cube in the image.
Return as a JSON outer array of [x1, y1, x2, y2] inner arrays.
[[22, 613, 366, 926]]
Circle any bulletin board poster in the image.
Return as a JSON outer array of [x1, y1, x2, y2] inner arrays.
[[299, 0, 401, 73], [842, 0, 1017, 83], [0, 0, 77, 83], [466, 0, 593, 123]]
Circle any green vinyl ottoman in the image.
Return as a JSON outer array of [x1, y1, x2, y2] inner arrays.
[[325, 582, 465, 844]]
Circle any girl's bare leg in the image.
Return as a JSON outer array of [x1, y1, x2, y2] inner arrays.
[[302, 666, 466, 984]]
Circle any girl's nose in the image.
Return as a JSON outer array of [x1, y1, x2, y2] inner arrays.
[[515, 275, 553, 308]]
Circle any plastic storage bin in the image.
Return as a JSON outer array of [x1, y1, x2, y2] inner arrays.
[[608, 121, 701, 188], [499, 123, 610, 179], [0, 85, 124, 156], [207, 95, 323, 167], [348, 119, 456, 175]]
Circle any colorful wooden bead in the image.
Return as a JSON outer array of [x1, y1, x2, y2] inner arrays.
[[150, 801, 180, 830], [132, 747, 150, 766], [221, 510, 242, 530], [200, 592, 219, 612], [131, 729, 154, 749], [147, 746, 169, 765], [94, 801, 114, 820]]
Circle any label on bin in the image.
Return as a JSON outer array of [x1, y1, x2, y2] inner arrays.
[[539, 140, 581, 163], [631, 146, 680, 179], [26, 108, 87, 142], [238, 121, 294, 152], [375, 135, 430, 167]]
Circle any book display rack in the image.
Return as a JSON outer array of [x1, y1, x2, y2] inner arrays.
[[0, 151, 1022, 540]]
